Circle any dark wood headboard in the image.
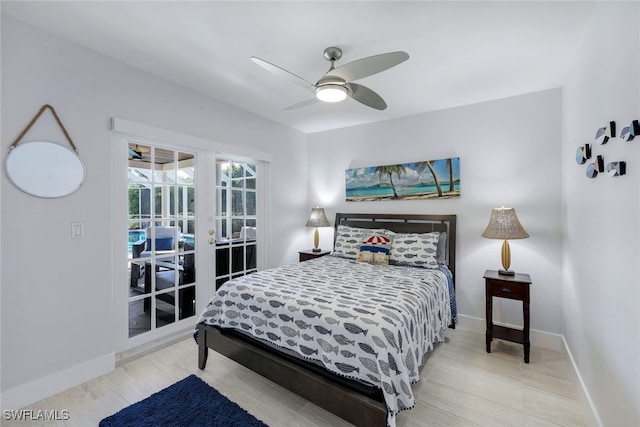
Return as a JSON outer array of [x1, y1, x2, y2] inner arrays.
[[334, 213, 457, 282]]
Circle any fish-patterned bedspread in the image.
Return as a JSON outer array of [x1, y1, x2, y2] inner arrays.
[[196, 255, 452, 427]]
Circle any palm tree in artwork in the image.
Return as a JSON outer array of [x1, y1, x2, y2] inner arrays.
[[374, 164, 406, 198], [446, 158, 455, 192], [414, 161, 443, 197]]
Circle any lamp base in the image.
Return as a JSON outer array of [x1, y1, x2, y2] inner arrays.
[[498, 269, 515, 276], [312, 248, 322, 253]]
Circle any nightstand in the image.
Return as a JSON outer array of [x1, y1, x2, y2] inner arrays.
[[299, 249, 330, 262], [484, 269, 532, 363]]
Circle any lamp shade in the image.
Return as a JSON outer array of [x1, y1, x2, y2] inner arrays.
[[306, 207, 330, 252], [305, 207, 330, 228], [481, 207, 529, 240]]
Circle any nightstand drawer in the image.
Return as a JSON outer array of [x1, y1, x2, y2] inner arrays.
[[487, 280, 525, 300]]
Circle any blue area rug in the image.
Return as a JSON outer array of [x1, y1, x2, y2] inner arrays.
[[99, 374, 269, 427]]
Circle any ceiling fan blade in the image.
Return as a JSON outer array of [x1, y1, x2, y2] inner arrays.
[[128, 147, 142, 159], [348, 83, 387, 110], [284, 98, 319, 111], [250, 56, 315, 91], [326, 51, 409, 82]]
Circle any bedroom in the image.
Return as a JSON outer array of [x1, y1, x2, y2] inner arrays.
[[1, 1, 638, 426]]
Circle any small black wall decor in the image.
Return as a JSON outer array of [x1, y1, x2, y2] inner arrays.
[[595, 121, 616, 144], [620, 119, 639, 142], [606, 161, 626, 177], [577, 119, 637, 179], [575, 143, 591, 165], [586, 155, 604, 178]]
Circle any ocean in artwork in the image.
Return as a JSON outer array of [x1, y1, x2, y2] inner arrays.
[[346, 157, 460, 201]]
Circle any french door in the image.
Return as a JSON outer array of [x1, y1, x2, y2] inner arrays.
[[113, 128, 265, 353], [213, 158, 258, 289], [127, 144, 198, 338]]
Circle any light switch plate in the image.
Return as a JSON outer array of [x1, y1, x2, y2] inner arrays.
[[71, 222, 85, 239]]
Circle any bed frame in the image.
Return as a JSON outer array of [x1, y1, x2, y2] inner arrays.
[[198, 213, 456, 427]]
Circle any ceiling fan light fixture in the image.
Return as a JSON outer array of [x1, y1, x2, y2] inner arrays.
[[316, 84, 348, 103]]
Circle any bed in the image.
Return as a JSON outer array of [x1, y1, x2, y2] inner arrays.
[[196, 213, 457, 427]]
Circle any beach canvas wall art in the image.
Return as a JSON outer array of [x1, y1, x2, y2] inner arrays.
[[346, 157, 461, 201]]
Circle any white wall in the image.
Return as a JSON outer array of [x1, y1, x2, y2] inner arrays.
[[308, 89, 564, 337], [1, 15, 308, 407], [562, 2, 640, 426]]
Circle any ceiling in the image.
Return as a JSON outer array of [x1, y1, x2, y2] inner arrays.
[[2, 1, 597, 134]]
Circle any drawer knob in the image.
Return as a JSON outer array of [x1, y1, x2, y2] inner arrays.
[[501, 287, 512, 293]]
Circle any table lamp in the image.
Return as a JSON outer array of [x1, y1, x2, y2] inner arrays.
[[305, 207, 330, 252], [481, 206, 529, 276]]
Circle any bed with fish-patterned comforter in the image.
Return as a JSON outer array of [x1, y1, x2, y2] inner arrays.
[[196, 254, 452, 427]]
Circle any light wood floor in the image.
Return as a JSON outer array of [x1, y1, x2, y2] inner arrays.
[[5, 328, 594, 427]]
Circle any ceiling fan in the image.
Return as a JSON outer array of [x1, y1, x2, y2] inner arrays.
[[251, 47, 409, 111], [129, 144, 150, 159]]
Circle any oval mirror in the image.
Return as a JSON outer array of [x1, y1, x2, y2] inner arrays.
[[5, 141, 85, 198]]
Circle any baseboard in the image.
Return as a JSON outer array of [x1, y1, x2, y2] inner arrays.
[[456, 314, 563, 352], [1, 328, 194, 411], [561, 336, 603, 427], [1, 352, 115, 411], [115, 327, 193, 366]]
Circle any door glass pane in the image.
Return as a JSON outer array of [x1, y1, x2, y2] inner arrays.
[[177, 186, 194, 216], [216, 189, 228, 216], [177, 152, 194, 185], [216, 247, 230, 276], [247, 244, 257, 270], [246, 177, 256, 190], [232, 218, 243, 238], [156, 292, 175, 327], [183, 249, 195, 285], [232, 190, 243, 216], [231, 245, 245, 273], [155, 255, 177, 292], [129, 259, 148, 295], [216, 160, 228, 186], [129, 298, 151, 338], [179, 286, 196, 320], [154, 148, 175, 183], [246, 192, 256, 216], [219, 218, 229, 240], [181, 219, 195, 245]]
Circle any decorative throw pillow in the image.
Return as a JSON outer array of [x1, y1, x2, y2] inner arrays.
[[357, 234, 392, 266], [389, 232, 440, 268], [334, 226, 386, 259]]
